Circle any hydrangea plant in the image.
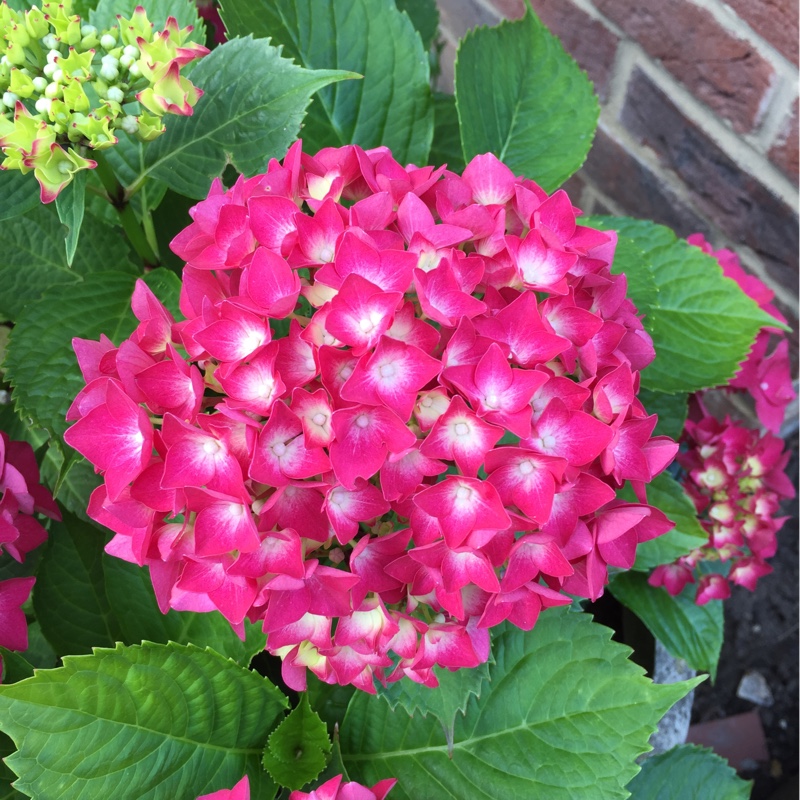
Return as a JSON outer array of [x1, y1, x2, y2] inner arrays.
[[0, 1, 787, 798]]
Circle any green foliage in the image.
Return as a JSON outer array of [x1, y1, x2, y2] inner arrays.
[[4, 268, 179, 441], [0, 206, 137, 322], [340, 609, 701, 799], [33, 510, 123, 656], [618, 473, 708, 571], [455, 7, 599, 192], [626, 745, 752, 799], [588, 216, 777, 393], [55, 170, 87, 267], [103, 554, 267, 666], [429, 92, 465, 173], [376, 660, 490, 753], [307, 676, 357, 737], [395, 0, 439, 50], [610, 572, 724, 679], [139, 36, 356, 198], [0, 642, 288, 799], [0, 650, 34, 685], [219, 0, 434, 165], [638, 388, 689, 440], [0, 169, 40, 223], [89, 0, 205, 43], [39, 447, 101, 520], [262, 694, 332, 789]]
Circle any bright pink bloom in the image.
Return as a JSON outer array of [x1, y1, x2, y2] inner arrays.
[[197, 775, 250, 800], [289, 774, 396, 800]]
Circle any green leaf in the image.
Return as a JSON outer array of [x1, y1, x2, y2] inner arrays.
[[33, 510, 123, 656], [455, 7, 599, 192], [139, 36, 356, 198], [0, 650, 34, 685], [587, 216, 777, 393], [638, 388, 689, 440], [103, 554, 267, 667], [21, 622, 58, 671], [0, 732, 25, 800], [306, 675, 356, 737], [0, 206, 137, 321], [262, 694, 331, 790], [376, 660, 490, 754], [340, 608, 702, 800], [101, 133, 169, 218], [0, 169, 39, 223], [626, 744, 752, 799], [610, 572, 724, 679], [430, 92, 465, 173], [90, 0, 205, 44], [395, 0, 439, 51], [39, 446, 101, 521], [4, 268, 178, 440], [55, 168, 87, 267], [219, 0, 434, 165], [619, 473, 707, 571], [0, 641, 288, 799]]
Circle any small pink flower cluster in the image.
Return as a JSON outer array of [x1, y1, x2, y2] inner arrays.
[[65, 143, 678, 691], [196, 774, 395, 800], [649, 236, 796, 605], [650, 411, 795, 604], [687, 234, 795, 433], [0, 431, 60, 666]]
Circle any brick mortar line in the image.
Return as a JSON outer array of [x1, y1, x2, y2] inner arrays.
[[688, 0, 799, 150], [470, 0, 503, 24], [607, 43, 799, 210]]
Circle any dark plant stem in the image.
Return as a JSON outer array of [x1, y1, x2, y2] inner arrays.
[[93, 152, 160, 267]]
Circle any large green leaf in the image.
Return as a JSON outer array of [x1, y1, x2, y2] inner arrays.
[[376, 660, 490, 753], [0, 642, 288, 799], [588, 216, 777, 393], [619, 473, 707, 571], [39, 447, 101, 521], [0, 206, 137, 322], [103, 554, 267, 667], [219, 0, 434, 165], [455, 8, 598, 192], [610, 572, 724, 679], [0, 170, 39, 223], [90, 0, 205, 43], [340, 609, 701, 800], [429, 92, 465, 173], [33, 511, 122, 656], [138, 36, 356, 198], [4, 268, 179, 440], [395, 0, 439, 51], [626, 744, 752, 799], [262, 694, 331, 790]]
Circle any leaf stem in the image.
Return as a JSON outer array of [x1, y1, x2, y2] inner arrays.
[[93, 152, 159, 267]]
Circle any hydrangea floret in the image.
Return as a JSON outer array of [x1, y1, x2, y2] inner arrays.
[[649, 236, 796, 604], [195, 774, 396, 800], [0, 0, 208, 201], [65, 142, 679, 692], [0, 429, 60, 671]]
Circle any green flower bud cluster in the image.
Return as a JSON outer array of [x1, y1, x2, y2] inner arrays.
[[0, 0, 209, 202]]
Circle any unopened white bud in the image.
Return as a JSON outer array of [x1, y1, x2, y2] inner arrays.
[[0, 56, 9, 68], [52, 68, 63, 83], [44, 81, 59, 99], [106, 86, 124, 103], [32, 76, 48, 92], [122, 44, 138, 58], [42, 33, 59, 50], [46, 48, 61, 64], [34, 96, 52, 114], [100, 33, 116, 50], [127, 61, 141, 77], [120, 114, 138, 134], [99, 64, 119, 81], [2, 91, 18, 108], [119, 53, 134, 68], [80, 24, 97, 36]]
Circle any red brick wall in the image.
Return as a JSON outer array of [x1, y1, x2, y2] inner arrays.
[[434, 0, 799, 403]]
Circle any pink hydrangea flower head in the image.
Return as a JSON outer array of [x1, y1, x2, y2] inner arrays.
[[65, 144, 679, 690]]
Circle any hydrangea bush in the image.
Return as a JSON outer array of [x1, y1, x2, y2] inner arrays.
[[0, 1, 789, 798]]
